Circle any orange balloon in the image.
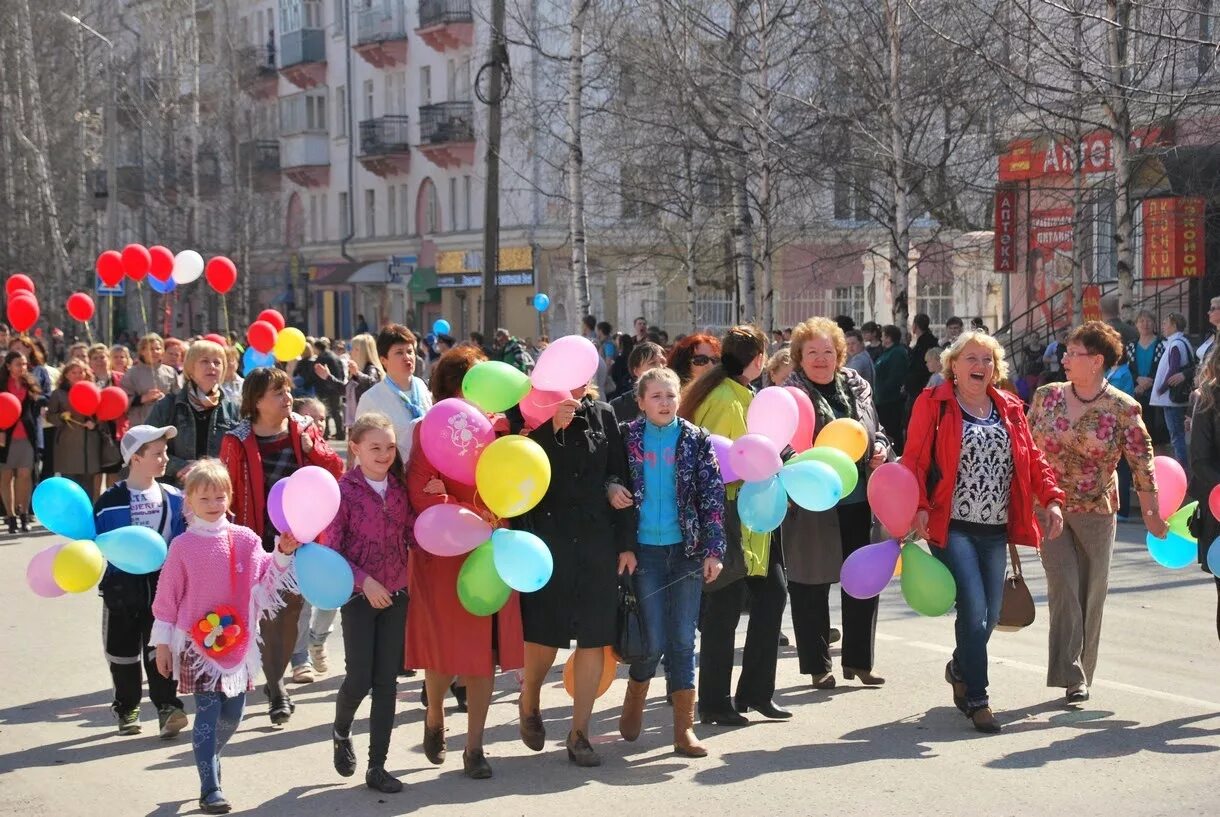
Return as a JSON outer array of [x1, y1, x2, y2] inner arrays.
[[814, 417, 869, 461], [562, 646, 617, 699]]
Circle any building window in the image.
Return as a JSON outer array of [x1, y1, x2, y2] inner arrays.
[[335, 85, 347, 137], [388, 189, 398, 236], [364, 189, 376, 237], [333, 0, 345, 36], [420, 66, 431, 105], [399, 184, 410, 234], [917, 280, 954, 326], [339, 191, 350, 237], [463, 175, 471, 230], [279, 90, 327, 133], [450, 177, 458, 232], [308, 194, 318, 242], [828, 285, 865, 326], [832, 167, 871, 222], [319, 194, 329, 240], [417, 178, 439, 234], [363, 79, 374, 120]]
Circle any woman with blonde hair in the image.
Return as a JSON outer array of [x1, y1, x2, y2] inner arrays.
[[221, 346, 244, 403], [343, 334, 383, 464], [123, 333, 181, 426]]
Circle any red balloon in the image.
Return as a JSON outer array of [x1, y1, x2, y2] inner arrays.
[[205, 256, 238, 294], [0, 392, 19, 429], [203, 333, 228, 347], [149, 245, 175, 282], [246, 320, 278, 354], [7, 293, 39, 333], [66, 292, 95, 323], [5, 274, 34, 297], [96, 386, 130, 422], [68, 381, 102, 416], [122, 244, 152, 281], [256, 309, 286, 332], [96, 250, 125, 287]]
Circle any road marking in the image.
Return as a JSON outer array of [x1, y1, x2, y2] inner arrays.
[[875, 633, 1220, 712]]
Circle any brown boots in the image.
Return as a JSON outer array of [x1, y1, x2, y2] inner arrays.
[[671, 689, 707, 758], [619, 679, 649, 741]]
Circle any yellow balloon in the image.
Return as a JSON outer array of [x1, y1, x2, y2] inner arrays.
[[475, 435, 551, 519], [273, 327, 308, 362], [893, 553, 903, 578], [52, 539, 106, 593], [814, 417, 869, 461]]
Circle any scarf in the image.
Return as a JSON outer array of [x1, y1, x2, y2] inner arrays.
[[786, 368, 862, 461], [187, 382, 221, 414], [384, 375, 426, 420]]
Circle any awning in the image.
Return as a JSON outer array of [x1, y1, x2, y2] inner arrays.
[[309, 263, 359, 286], [408, 266, 438, 295], [349, 260, 388, 284]]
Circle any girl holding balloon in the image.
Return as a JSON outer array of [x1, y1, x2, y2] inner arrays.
[[0, 351, 46, 532], [48, 361, 118, 500]]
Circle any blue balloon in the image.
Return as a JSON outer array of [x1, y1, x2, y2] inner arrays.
[[32, 477, 96, 540], [148, 275, 176, 294], [241, 346, 276, 376], [295, 542, 355, 610], [1208, 537, 1220, 576], [738, 475, 788, 533], [491, 528, 553, 592], [533, 293, 550, 312], [96, 525, 167, 575], [433, 318, 451, 335], [780, 460, 843, 512], [1147, 530, 1196, 569]]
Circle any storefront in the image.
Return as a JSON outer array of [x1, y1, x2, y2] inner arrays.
[[434, 246, 539, 339]]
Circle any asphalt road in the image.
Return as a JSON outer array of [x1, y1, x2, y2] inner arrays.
[[2, 521, 1217, 816]]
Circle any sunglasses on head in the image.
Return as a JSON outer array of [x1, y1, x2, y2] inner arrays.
[[691, 354, 721, 366]]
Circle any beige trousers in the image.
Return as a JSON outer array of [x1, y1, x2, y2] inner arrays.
[[1039, 511, 1117, 688]]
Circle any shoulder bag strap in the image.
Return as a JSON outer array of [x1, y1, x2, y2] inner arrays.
[[1007, 541, 1023, 578]]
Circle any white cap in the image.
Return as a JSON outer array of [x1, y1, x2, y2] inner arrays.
[[120, 425, 178, 464]]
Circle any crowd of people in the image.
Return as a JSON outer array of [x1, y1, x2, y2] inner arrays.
[[15, 301, 1220, 814]]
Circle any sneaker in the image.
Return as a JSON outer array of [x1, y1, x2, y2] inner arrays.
[[365, 766, 404, 793], [115, 706, 141, 735], [157, 706, 188, 739], [291, 663, 316, 684], [309, 644, 329, 674], [333, 731, 357, 777], [198, 790, 232, 814]]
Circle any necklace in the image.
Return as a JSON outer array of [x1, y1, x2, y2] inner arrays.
[[1071, 381, 1108, 404], [954, 389, 991, 418]]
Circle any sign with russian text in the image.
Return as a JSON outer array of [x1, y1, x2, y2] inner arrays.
[[994, 187, 1018, 272], [1030, 208, 1074, 327], [1144, 197, 1206, 280], [998, 126, 1171, 182]]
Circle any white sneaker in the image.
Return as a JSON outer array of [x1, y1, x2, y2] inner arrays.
[[292, 663, 316, 684], [309, 644, 329, 674]]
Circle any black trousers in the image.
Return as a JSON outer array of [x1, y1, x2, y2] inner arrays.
[[261, 592, 305, 703], [320, 393, 344, 440], [877, 401, 905, 455], [1214, 578, 1220, 643], [698, 540, 787, 711], [335, 592, 407, 768], [789, 502, 879, 674], [103, 602, 183, 712]]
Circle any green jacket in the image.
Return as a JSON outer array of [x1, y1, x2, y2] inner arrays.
[[874, 344, 909, 405]]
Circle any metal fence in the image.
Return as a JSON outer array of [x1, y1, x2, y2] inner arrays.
[[642, 298, 735, 336]]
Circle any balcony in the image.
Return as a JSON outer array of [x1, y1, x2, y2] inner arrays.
[[116, 163, 145, 208], [240, 139, 282, 193], [356, 1, 408, 68], [416, 0, 473, 52], [238, 45, 278, 99], [280, 131, 330, 187], [358, 115, 411, 177], [280, 29, 326, 90], [418, 101, 476, 168], [87, 169, 108, 210]]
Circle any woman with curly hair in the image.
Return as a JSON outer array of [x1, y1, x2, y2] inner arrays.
[[667, 334, 722, 387]]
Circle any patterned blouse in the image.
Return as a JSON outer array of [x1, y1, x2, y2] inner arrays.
[[1027, 383, 1156, 514], [950, 405, 1013, 531]]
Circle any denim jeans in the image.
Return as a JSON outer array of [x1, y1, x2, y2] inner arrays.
[[292, 601, 339, 668], [1163, 405, 1189, 470], [629, 544, 704, 690], [933, 527, 1009, 709]]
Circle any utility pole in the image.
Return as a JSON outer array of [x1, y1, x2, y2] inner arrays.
[[480, 0, 507, 341]]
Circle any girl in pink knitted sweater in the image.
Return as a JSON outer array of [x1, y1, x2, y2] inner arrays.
[[151, 459, 302, 815]]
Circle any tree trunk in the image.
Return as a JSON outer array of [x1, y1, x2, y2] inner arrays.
[[1070, 0, 1086, 325], [1105, 0, 1135, 313], [683, 144, 697, 332], [727, 0, 754, 324], [568, 0, 590, 327], [884, 0, 910, 332]]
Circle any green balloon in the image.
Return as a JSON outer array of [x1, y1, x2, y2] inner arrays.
[[457, 541, 512, 616], [900, 542, 956, 616], [790, 447, 859, 496], [1168, 500, 1199, 542], [462, 361, 531, 414]]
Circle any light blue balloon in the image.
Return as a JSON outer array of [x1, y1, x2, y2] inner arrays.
[[1147, 530, 1196, 569], [1209, 537, 1220, 576], [533, 293, 550, 312], [491, 528, 554, 592], [738, 475, 788, 533], [148, 275, 176, 294], [433, 318, 451, 335], [296, 542, 355, 610], [96, 525, 167, 575], [780, 460, 843, 512], [32, 477, 96, 540], [241, 346, 276, 376]]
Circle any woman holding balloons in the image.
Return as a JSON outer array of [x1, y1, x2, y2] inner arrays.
[[406, 346, 524, 779], [147, 340, 240, 488], [48, 361, 118, 500], [123, 333, 181, 427], [782, 317, 891, 690], [905, 331, 1065, 733], [1026, 322, 1165, 705], [1188, 346, 1220, 641], [0, 351, 46, 532]]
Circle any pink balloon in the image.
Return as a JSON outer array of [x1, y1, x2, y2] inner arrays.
[[414, 504, 493, 557], [530, 336, 599, 392], [841, 539, 901, 599], [867, 462, 920, 538], [283, 465, 341, 542], [1210, 484, 1220, 525], [728, 434, 782, 482], [747, 387, 799, 451], [420, 398, 495, 485], [710, 434, 739, 484], [519, 387, 569, 429], [785, 386, 816, 452], [1154, 455, 1187, 520], [267, 479, 290, 534], [27, 544, 66, 598]]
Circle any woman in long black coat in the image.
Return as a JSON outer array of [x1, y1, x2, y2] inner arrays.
[[516, 387, 635, 768], [1188, 349, 1220, 642]]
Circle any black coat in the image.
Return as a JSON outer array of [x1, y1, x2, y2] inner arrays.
[[1188, 389, 1220, 571], [906, 332, 941, 395]]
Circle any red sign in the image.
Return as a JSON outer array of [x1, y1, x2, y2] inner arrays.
[[998, 126, 1171, 182], [1144, 197, 1206, 280], [994, 187, 1018, 272], [1082, 285, 1101, 321], [1030, 208, 1075, 326]]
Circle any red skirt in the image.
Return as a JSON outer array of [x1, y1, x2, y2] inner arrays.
[[405, 547, 525, 676]]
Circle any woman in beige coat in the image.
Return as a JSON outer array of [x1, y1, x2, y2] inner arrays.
[[122, 333, 181, 426]]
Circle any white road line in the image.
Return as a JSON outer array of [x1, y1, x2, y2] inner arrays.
[[875, 633, 1220, 711]]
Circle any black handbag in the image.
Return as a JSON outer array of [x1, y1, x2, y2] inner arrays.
[[613, 573, 651, 664]]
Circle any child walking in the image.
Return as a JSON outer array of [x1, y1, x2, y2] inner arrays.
[[95, 425, 188, 738], [614, 367, 727, 756], [323, 412, 413, 793], [151, 458, 303, 814]]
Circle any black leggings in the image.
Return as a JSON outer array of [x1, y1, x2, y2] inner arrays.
[[334, 592, 407, 768]]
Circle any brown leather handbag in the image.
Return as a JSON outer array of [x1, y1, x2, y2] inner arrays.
[[996, 543, 1036, 632]]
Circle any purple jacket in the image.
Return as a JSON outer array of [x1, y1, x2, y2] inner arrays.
[[322, 467, 414, 593]]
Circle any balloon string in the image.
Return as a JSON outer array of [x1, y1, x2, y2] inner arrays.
[[636, 566, 704, 602]]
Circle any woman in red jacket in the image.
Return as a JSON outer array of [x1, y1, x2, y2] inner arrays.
[[405, 347, 524, 779], [219, 366, 343, 726], [904, 331, 1064, 734]]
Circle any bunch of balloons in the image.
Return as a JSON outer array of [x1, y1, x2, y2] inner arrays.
[[264, 466, 354, 609], [67, 379, 129, 422], [243, 309, 305, 372], [1146, 456, 1200, 569], [96, 245, 238, 297], [26, 478, 168, 597], [6, 274, 39, 333]]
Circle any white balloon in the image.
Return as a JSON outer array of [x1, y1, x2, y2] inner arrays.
[[172, 250, 204, 284]]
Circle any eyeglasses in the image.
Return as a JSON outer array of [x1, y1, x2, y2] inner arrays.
[[691, 355, 721, 366], [1062, 350, 1099, 359]]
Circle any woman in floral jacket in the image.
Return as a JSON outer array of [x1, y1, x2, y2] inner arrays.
[[1028, 322, 1166, 706]]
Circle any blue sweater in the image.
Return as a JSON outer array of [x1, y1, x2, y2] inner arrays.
[[639, 418, 683, 546]]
